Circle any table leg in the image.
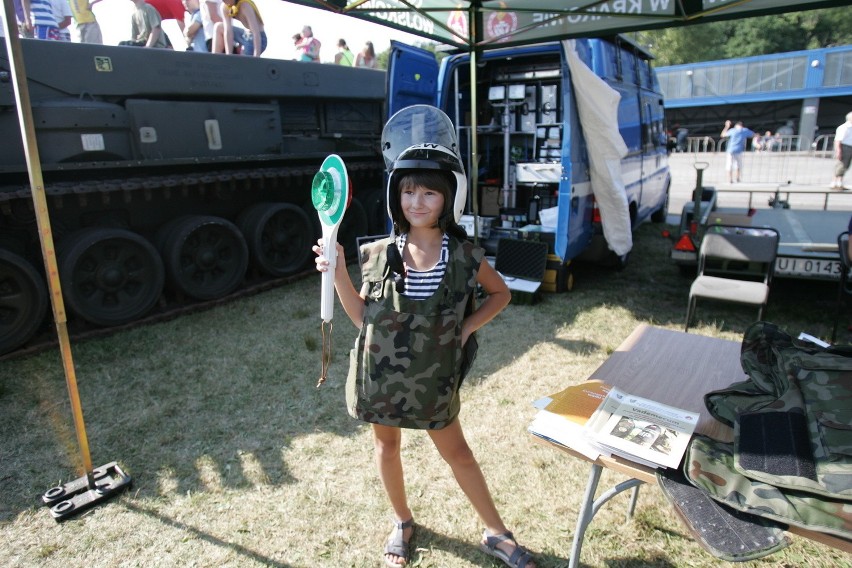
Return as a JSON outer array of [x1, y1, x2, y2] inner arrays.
[[568, 464, 646, 568]]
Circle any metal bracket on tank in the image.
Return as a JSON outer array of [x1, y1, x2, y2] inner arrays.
[[41, 461, 132, 522]]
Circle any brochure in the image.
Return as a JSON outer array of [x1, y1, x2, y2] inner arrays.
[[583, 387, 699, 469], [528, 380, 612, 460]]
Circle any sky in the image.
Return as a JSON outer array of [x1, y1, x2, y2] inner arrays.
[[88, 0, 425, 62]]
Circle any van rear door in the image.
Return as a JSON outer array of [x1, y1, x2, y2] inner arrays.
[[387, 41, 439, 116]]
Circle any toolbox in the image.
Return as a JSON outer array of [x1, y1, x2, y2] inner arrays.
[[494, 238, 549, 304]]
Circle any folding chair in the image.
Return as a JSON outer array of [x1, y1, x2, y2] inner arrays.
[[831, 231, 851, 344], [685, 226, 780, 332]]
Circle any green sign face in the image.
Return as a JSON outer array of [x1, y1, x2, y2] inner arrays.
[[312, 154, 349, 227]]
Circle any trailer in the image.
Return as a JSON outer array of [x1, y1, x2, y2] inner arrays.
[[671, 183, 848, 281]]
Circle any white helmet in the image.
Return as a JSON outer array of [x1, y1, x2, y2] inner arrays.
[[381, 105, 467, 225]]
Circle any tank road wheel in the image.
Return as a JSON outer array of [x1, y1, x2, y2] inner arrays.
[[0, 250, 48, 354], [58, 228, 165, 327], [160, 215, 248, 300], [237, 203, 313, 276]]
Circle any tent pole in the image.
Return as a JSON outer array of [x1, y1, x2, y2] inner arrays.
[[1, 1, 130, 521], [468, 4, 480, 242]]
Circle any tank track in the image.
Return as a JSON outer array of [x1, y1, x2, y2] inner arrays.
[[0, 160, 384, 360], [0, 160, 383, 204]]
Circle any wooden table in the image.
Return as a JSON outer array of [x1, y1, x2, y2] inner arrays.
[[531, 324, 852, 567]]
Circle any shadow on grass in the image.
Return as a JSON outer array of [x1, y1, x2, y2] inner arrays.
[[121, 501, 294, 568], [601, 557, 678, 568], [0, 222, 841, 525], [407, 524, 569, 567]]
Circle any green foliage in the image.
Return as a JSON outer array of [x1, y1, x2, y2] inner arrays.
[[639, 7, 852, 66]]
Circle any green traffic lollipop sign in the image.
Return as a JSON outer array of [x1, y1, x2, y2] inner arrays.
[[312, 154, 348, 227], [312, 154, 349, 324]]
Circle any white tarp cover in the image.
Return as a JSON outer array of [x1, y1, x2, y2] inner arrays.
[[563, 39, 632, 256]]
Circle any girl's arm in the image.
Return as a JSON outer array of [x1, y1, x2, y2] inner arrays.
[[461, 258, 510, 344], [314, 241, 366, 328]]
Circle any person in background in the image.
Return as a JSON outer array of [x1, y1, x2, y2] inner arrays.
[[68, 0, 103, 43], [763, 130, 777, 152], [355, 40, 376, 68], [54, 0, 72, 41], [295, 25, 320, 61], [13, 0, 34, 38], [200, 0, 221, 51], [752, 131, 764, 152], [122, 0, 167, 48], [831, 111, 852, 191], [146, 0, 184, 33], [675, 125, 688, 153], [213, 0, 266, 57], [776, 119, 794, 137], [334, 38, 354, 66], [720, 119, 755, 184], [181, 0, 206, 51], [30, 0, 60, 40], [291, 32, 302, 59]]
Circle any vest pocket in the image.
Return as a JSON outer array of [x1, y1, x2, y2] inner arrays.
[[357, 308, 461, 424], [815, 410, 852, 460]]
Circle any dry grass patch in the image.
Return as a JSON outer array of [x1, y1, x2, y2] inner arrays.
[[0, 223, 848, 567]]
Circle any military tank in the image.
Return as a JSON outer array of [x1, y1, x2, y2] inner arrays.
[[0, 39, 388, 356]]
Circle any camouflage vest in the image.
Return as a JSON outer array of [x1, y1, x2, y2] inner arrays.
[[345, 235, 483, 430], [685, 321, 852, 540]]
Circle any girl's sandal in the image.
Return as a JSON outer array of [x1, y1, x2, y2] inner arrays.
[[383, 518, 415, 568], [479, 530, 535, 568]]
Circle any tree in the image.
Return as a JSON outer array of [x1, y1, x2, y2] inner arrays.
[[638, 7, 852, 66]]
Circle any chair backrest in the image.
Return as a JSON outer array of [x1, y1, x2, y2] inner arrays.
[[698, 226, 779, 280], [838, 232, 850, 269], [838, 231, 851, 294]]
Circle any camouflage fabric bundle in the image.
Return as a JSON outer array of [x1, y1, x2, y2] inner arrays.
[[345, 235, 482, 430], [685, 321, 852, 540]]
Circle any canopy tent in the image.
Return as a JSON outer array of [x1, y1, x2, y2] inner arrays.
[[283, 1, 847, 52], [285, 0, 846, 252]]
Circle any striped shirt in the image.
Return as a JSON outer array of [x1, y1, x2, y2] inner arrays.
[[398, 233, 449, 300]]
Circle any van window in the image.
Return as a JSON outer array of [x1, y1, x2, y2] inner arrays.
[[638, 58, 653, 89], [620, 49, 638, 85]]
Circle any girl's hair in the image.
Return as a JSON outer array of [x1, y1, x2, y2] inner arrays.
[[393, 171, 467, 239], [363, 41, 376, 58]]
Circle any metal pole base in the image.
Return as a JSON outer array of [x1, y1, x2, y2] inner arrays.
[[42, 461, 132, 522]]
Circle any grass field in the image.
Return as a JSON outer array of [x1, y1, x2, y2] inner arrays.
[[1, 222, 849, 568]]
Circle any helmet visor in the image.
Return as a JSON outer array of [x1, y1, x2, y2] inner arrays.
[[382, 105, 459, 170]]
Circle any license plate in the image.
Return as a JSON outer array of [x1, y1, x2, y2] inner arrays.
[[774, 257, 842, 279]]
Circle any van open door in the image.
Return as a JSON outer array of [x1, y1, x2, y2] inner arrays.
[[387, 41, 439, 116]]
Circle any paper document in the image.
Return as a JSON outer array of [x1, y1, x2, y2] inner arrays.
[[584, 387, 699, 469], [528, 380, 613, 460]]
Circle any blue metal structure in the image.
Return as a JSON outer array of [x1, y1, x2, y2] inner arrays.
[[657, 44, 852, 142]]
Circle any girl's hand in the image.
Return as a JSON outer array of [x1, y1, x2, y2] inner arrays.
[[312, 240, 344, 273]]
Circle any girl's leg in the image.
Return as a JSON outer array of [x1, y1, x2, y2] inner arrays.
[[428, 419, 535, 567], [427, 419, 505, 532], [211, 22, 224, 53], [372, 424, 414, 566]]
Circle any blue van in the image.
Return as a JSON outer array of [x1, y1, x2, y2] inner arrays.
[[387, 36, 670, 273]]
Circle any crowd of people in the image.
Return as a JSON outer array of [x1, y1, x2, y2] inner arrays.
[[4, 0, 380, 65]]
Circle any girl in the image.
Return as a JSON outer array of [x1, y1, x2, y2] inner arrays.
[[313, 106, 534, 568], [355, 40, 377, 68]]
